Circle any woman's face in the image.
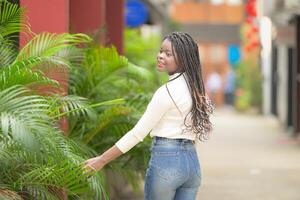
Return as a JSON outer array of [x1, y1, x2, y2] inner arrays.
[[156, 39, 179, 74]]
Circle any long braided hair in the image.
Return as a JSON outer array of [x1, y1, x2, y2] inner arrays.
[[164, 32, 214, 141]]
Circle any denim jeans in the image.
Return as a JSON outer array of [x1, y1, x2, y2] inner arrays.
[[144, 136, 201, 200]]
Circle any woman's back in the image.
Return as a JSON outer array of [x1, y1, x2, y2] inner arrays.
[[151, 72, 194, 139]]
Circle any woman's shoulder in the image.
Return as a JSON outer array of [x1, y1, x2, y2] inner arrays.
[[153, 74, 187, 99], [154, 83, 168, 97], [166, 75, 188, 93]]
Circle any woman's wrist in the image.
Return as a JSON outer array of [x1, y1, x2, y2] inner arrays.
[[100, 145, 123, 165], [97, 155, 107, 166]]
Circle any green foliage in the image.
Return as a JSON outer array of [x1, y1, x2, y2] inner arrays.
[[124, 28, 168, 90], [0, 86, 109, 200], [0, 0, 27, 68], [0, 1, 110, 199], [1, 1, 164, 199], [234, 59, 262, 111], [68, 44, 155, 194], [0, 0, 26, 38]]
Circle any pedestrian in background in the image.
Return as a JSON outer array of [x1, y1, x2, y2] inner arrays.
[[206, 70, 222, 106], [224, 68, 236, 106]]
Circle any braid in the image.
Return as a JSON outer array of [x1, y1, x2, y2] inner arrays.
[[164, 32, 214, 141]]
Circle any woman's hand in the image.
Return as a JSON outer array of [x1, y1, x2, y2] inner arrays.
[[82, 145, 123, 175], [83, 156, 106, 173]]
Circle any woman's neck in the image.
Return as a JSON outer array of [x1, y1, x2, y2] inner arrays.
[[168, 70, 185, 76]]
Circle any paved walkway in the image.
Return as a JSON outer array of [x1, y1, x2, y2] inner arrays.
[[196, 108, 300, 200]]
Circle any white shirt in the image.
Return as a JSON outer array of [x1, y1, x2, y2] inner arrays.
[[115, 72, 195, 153]]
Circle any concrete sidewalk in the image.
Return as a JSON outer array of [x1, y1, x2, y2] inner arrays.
[[196, 108, 300, 200]]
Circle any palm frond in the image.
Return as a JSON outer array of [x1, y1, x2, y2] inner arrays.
[[124, 93, 151, 116], [17, 32, 91, 62], [48, 95, 97, 120], [0, 130, 107, 199], [0, 40, 17, 67], [0, 0, 27, 38], [0, 188, 22, 200], [69, 46, 128, 98], [83, 106, 132, 144], [25, 185, 60, 200], [69, 46, 152, 101], [67, 44, 156, 196], [0, 86, 57, 152], [127, 61, 153, 82], [52, 98, 125, 121], [0, 86, 52, 130], [0, 33, 90, 91], [1, 33, 89, 92], [16, 160, 106, 199], [0, 60, 59, 90]]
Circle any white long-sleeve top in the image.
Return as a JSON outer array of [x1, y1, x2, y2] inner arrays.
[[115, 72, 195, 153]]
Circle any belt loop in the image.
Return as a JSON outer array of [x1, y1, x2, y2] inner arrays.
[[153, 136, 158, 145]]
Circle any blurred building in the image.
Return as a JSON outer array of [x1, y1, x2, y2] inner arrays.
[[169, 0, 244, 106], [258, 0, 300, 136]]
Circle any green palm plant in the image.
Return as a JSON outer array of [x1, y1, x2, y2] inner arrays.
[[65, 27, 168, 200], [68, 44, 155, 196], [0, 86, 109, 200], [0, 0, 26, 68], [0, 1, 125, 199], [1, 0, 163, 199], [124, 28, 168, 89]]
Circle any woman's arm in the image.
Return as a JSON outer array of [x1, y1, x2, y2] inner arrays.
[[84, 85, 172, 172], [84, 145, 123, 172]]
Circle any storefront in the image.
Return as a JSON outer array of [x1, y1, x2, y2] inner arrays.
[[265, 0, 300, 136]]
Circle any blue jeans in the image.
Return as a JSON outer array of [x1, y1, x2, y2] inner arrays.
[[144, 136, 201, 200]]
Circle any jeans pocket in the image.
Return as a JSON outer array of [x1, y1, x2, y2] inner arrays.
[[152, 151, 180, 182]]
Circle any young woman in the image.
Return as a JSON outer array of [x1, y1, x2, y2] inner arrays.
[[84, 32, 214, 200]]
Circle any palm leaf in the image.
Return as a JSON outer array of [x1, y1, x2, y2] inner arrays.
[[127, 61, 153, 82], [0, 40, 17, 67], [67, 44, 155, 196], [0, 125, 108, 199], [0, 86, 56, 148], [0, 59, 59, 90], [69, 46, 128, 98], [0, 0, 27, 38], [25, 185, 60, 200], [83, 106, 132, 144], [16, 32, 91, 62], [0, 188, 22, 200]]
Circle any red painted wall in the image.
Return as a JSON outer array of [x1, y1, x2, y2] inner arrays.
[[20, 0, 70, 95], [70, 0, 106, 36], [20, 0, 124, 54], [106, 0, 124, 54], [20, 0, 69, 46], [20, 0, 70, 133], [18, 0, 125, 133]]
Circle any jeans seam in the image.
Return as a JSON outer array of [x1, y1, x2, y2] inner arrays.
[[193, 152, 201, 179]]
